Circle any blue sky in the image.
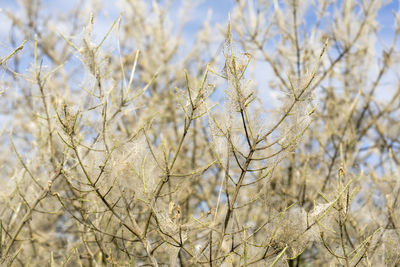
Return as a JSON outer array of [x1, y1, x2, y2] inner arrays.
[[0, 0, 398, 102], [0, 0, 233, 58], [1, 0, 398, 62], [377, 0, 399, 42]]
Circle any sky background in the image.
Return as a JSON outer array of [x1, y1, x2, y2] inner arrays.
[[0, 0, 399, 108], [1, 0, 398, 69]]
